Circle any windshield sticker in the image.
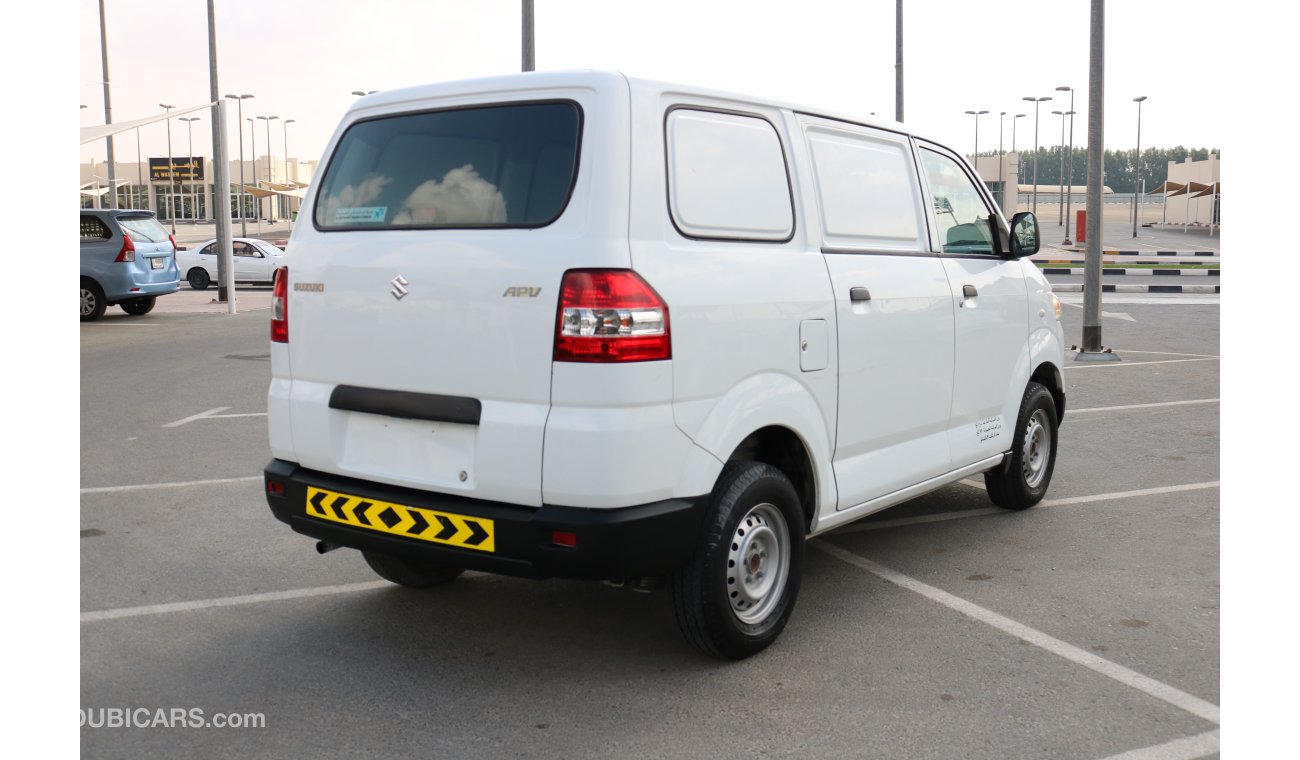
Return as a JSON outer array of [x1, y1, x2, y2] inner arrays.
[[333, 206, 387, 224]]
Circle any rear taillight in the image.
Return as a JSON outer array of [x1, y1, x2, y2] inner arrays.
[[114, 234, 136, 263], [271, 267, 288, 343], [554, 270, 670, 362], [169, 234, 177, 258]]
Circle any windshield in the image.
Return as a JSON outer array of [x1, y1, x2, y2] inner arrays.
[[314, 101, 581, 231], [117, 214, 170, 243]]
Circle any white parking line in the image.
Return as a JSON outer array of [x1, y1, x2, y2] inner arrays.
[[1064, 358, 1219, 370], [1094, 730, 1220, 760], [162, 407, 230, 427], [1111, 349, 1220, 359], [813, 542, 1220, 725], [1068, 398, 1219, 415], [81, 476, 262, 494], [840, 481, 1221, 534], [81, 581, 391, 623], [163, 407, 267, 427]]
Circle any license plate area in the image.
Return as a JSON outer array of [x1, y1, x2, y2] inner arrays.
[[305, 486, 495, 552], [150, 257, 166, 270]]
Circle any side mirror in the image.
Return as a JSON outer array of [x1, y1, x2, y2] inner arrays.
[[1008, 211, 1040, 257]]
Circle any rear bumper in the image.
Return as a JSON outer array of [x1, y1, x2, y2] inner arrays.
[[264, 459, 706, 580], [102, 274, 180, 302]]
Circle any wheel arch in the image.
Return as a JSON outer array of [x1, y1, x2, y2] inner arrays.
[[1030, 360, 1066, 425], [724, 426, 818, 533]]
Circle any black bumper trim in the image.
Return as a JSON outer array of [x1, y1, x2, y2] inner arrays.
[[328, 385, 481, 425], [264, 459, 706, 580]]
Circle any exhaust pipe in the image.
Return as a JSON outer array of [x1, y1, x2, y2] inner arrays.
[[315, 541, 341, 555]]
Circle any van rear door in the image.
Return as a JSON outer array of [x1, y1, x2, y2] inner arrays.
[[276, 97, 613, 507]]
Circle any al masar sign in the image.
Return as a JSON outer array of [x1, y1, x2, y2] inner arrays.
[[149, 157, 205, 181]]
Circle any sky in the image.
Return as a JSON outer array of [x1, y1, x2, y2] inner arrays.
[[78, 0, 1226, 169]]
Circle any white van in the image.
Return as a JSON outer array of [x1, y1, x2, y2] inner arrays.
[[263, 71, 1066, 659]]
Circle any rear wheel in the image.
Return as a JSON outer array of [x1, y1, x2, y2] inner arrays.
[[362, 551, 464, 588], [120, 296, 157, 316], [80, 279, 106, 322], [187, 268, 211, 290], [669, 461, 804, 660], [984, 382, 1058, 510]]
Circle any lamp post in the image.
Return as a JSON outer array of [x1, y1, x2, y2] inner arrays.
[[283, 119, 295, 221], [160, 103, 176, 233], [997, 111, 1006, 199], [1012, 113, 1026, 201], [1132, 96, 1148, 238], [964, 110, 988, 181], [1052, 110, 1066, 225], [1056, 86, 1076, 243], [248, 117, 259, 236], [1022, 95, 1052, 215], [257, 115, 278, 221], [224, 93, 253, 236], [179, 116, 200, 223], [523, 0, 535, 72], [135, 126, 144, 209]]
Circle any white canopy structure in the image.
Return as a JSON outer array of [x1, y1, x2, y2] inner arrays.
[[79, 101, 216, 145]]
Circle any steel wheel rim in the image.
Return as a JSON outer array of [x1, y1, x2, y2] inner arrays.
[[80, 287, 96, 316], [1022, 409, 1051, 489], [726, 502, 790, 625]]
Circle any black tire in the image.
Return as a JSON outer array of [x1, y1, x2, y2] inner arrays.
[[669, 461, 805, 660], [120, 296, 157, 316], [984, 381, 1059, 510], [187, 268, 211, 290], [362, 551, 464, 588], [80, 279, 107, 322]]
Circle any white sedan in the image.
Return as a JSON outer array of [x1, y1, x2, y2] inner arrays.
[[179, 238, 286, 290]]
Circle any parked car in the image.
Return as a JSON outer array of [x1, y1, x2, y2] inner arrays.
[[80, 209, 180, 322], [178, 238, 286, 289], [262, 71, 1066, 659]]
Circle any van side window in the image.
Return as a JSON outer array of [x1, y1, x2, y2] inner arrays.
[[666, 109, 793, 241], [805, 125, 926, 251], [919, 149, 995, 254]]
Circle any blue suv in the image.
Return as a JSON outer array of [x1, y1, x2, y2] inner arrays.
[[80, 209, 180, 321]]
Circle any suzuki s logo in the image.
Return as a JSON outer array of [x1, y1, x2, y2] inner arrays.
[[390, 275, 409, 301]]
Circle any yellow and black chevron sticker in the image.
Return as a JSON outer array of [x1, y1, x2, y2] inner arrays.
[[304, 487, 495, 553]]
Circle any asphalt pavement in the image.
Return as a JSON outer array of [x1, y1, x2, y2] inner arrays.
[[80, 292, 1221, 758]]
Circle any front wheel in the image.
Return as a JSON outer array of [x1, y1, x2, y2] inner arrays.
[[120, 296, 156, 316], [984, 382, 1059, 510], [669, 461, 804, 660], [362, 551, 463, 588]]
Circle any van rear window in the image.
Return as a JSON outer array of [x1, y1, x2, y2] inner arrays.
[[314, 102, 581, 230], [117, 214, 170, 243]]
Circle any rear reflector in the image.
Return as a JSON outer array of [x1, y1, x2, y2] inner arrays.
[[266, 480, 286, 496], [554, 270, 670, 362], [551, 531, 578, 548], [271, 267, 288, 343], [114, 233, 136, 263]]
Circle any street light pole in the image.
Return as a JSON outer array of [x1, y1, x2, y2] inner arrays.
[[998, 112, 1006, 201], [257, 115, 278, 221], [1132, 96, 1148, 238], [98, 0, 118, 209], [1057, 86, 1076, 243], [522, 0, 535, 71], [283, 119, 296, 221], [964, 110, 988, 180], [1022, 95, 1052, 216], [1052, 110, 1066, 225], [895, 0, 903, 122], [179, 116, 200, 223], [135, 127, 143, 209], [248, 117, 260, 236], [224, 94, 253, 237], [1012, 113, 1026, 199], [160, 103, 176, 233]]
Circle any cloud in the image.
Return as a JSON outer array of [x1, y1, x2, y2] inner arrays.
[[393, 165, 506, 225]]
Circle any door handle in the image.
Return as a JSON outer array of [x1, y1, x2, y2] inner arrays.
[[962, 285, 978, 298], [849, 287, 872, 302]]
